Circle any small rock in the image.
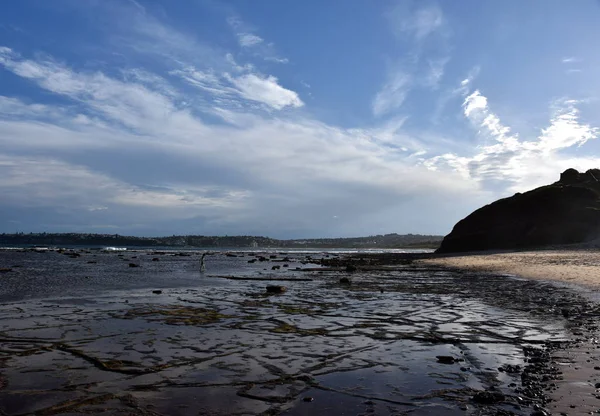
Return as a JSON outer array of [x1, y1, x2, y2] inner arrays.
[[129, 263, 139, 268], [266, 285, 286, 294], [340, 277, 351, 285], [303, 397, 314, 402], [272, 265, 281, 270], [436, 355, 459, 364], [472, 390, 505, 404], [345, 264, 357, 272], [152, 290, 162, 294], [152, 258, 160, 261]]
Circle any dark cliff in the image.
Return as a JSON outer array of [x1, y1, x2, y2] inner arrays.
[[436, 169, 600, 253]]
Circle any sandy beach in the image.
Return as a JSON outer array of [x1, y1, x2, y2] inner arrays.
[[418, 249, 600, 289]]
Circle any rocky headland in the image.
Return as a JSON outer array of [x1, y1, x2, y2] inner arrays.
[[437, 168, 600, 253]]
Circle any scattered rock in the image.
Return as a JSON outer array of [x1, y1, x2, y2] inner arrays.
[[498, 364, 522, 373]]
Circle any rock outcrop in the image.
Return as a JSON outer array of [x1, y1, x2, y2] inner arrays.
[[436, 169, 600, 253]]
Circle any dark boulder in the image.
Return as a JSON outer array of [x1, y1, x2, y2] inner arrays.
[[437, 169, 600, 253]]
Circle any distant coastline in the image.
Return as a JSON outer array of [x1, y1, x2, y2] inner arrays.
[[0, 232, 442, 249]]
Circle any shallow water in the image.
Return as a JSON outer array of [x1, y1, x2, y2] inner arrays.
[[0, 249, 587, 415]]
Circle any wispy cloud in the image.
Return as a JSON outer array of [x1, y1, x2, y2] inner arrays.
[[227, 15, 288, 63], [374, 3, 450, 117], [389, 3, 444, 41], [423, 56, 451, 88], [372, 71, 411, 117]]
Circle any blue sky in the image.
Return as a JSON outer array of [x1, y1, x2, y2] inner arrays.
[[1, 0, 599, 238]]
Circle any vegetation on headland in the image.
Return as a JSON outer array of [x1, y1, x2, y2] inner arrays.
[[0, 232, 442, 249]]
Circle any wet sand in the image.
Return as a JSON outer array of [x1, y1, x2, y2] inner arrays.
[[418, 249, 600, 289], [1, 249, 600, 415]]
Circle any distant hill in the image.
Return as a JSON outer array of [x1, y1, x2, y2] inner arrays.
[[0, 232, 442, 249], [437, 168, 600, 253]]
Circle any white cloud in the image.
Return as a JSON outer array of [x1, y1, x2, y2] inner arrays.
[[562, 57, 580, 63], [238, 33, 263, 47], [539, 100, 597, 151], [225, 73, 303, 110], [426, 86, 599, 193]]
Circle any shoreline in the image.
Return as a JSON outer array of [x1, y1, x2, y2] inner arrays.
[[414, 249, 600, 415]]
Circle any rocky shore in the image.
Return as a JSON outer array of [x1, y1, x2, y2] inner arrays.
[[0, 248, 598, 415]]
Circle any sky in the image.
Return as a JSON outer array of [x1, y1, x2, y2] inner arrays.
[[1, 0, 600, 238]]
